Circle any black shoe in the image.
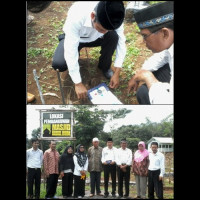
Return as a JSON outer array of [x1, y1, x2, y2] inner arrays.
[[112, 194, 116, 197], [124, 195, 129, 198], [104, 194, 108, 198], [118, 195, 123, 199], [102, 69, 114, 79]]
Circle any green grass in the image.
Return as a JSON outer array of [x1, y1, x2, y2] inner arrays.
[[27, 46, 58, 59], [26, 171, 173, 198], [148, 1, 166, 5], [88, 47, 101, 60], [27, 47, 43, 58], [27, 16, 64, 61], [26, 179, 173, 199]]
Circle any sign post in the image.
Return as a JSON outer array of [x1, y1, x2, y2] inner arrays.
[[38, 109, 76, 141]]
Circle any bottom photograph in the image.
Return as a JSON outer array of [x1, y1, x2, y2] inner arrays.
[[26, 105, 174, 199]]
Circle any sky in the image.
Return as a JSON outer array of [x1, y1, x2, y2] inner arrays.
[[26, 105, 173, 139]]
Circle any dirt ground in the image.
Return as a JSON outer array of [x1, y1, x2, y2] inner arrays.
[[27, 1, 152, 105]]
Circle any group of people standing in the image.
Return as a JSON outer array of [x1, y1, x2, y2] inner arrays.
[[26, 137, 165, 199]]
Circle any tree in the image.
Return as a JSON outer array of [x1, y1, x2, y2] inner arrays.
[[56, 140, 74, 155], [106, 113, 173, 149], [126, 137, 141, 152], [31, 127, 41, 138], [159, 114, 174, 138], [72, 105, 132, 150], [73, 105, 107, 150], [27, 127, 50, 152]]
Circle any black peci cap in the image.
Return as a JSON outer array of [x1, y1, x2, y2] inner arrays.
[[120, 138, 127, 143], [134, 1, 174, 29], [97, 1, 125, 30], [107, 138, 113, 142]]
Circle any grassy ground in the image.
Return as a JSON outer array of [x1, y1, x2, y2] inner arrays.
[[26, 175, 174, 199], [27, 1, 153, 104]]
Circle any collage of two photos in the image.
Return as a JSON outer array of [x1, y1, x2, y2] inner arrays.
[[26, 1, 174, 199]]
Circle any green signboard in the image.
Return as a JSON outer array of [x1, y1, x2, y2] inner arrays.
[[41, 111, 73, 138]]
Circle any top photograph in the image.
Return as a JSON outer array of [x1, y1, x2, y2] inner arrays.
[[27, 1, 174, 105]]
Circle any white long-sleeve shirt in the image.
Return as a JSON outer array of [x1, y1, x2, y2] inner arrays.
[[63, 1, 126, 84], [148, 150, 165, 177], [73, 155, 88, 176], [26, 148, 43, 168], [101, 146, 118, 163], [116, 147, 132, 166], [142, 44, 174, 104]]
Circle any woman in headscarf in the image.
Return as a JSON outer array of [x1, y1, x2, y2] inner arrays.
[[73, 144, 88, 199], [59, 145, 74, 198], [132, 141, 150, 199]]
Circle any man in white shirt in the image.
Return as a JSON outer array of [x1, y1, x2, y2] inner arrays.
[[52, 1, 126, 100], [101, 138, 118, 198], [127, 1, 174, 104], [116, 139, 132, 198], [148, 142, 165, 199], [26, 138, 43, 199]]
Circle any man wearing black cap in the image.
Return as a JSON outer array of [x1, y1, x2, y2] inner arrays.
[[101, 138, 117, 198], [127, 1, 174, 104], [52, 1, 126, 100]]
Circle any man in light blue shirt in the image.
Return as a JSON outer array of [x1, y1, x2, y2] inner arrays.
[[26, 138, 43, 199]]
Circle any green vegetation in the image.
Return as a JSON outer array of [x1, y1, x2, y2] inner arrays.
[[26, 1, 168, 103], [148, 1, 166, 5], [26, 177, 173, 199], [27, 106, 173, 153]]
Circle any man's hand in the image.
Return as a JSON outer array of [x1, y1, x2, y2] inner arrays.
[[60, 172, 64, 178], [127, 76, 139, 93], [109, 67, 121, 89], [45, 173, 49, 178], [75, 82, 88, 100], [80, 170, 86, 176], [120, 165, 127, 172], [159, 176, 163, 181], [133, 69, 159, 89], [110, 161, 115, 165]]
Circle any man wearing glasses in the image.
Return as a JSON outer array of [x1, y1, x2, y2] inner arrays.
[[52, 1, 126, 100], [128, 1, 174, 104], [26, 138, 43, 199]]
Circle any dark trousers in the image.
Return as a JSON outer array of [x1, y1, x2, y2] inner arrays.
[[74, 175, 86, 197], [27, 168, 41, 198], [136, 63, 171, 104], [62, 173, 73, 197], [45, 174, 59, 198], [90, 171, 101, 194], [103, 164, 116, 195], [52, 31, 119, 72], [148, 169, 163, 199], [117, 166, 130, 197]]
